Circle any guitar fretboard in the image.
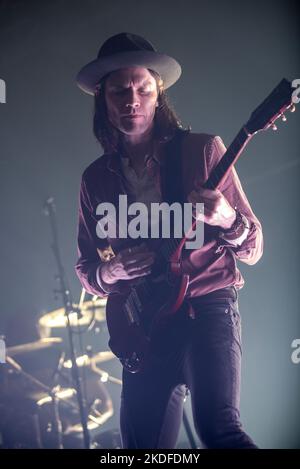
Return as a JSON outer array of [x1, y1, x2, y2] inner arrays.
[[204, 128, 250, 190]]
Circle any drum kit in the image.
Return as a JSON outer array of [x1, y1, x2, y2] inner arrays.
[[1, 196, 198, 450], [0, 297, 122, 449]]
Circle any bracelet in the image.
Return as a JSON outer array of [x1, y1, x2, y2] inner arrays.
[[219, 210, 249, 241]]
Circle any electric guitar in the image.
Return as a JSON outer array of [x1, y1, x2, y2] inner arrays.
[[105, 78, 297, 373]]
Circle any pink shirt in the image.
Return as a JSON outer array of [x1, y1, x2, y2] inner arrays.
[[76, 132, 263, 298]]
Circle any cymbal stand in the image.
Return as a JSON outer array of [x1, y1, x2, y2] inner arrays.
[[43, 197, 90, 449]]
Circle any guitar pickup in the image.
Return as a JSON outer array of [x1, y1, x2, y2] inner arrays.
[[125, 300, 140, 326], [132, 289, 142, 312]]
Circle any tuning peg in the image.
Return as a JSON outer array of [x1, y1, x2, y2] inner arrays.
[[271, 123, 278, 131], [290, 104, 296, 113], [281, 114, 287, 122]]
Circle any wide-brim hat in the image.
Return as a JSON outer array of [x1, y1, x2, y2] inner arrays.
[[76, 32, 182, 95]]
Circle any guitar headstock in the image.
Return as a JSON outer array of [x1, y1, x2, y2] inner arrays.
[[245, 78, 296, 135]]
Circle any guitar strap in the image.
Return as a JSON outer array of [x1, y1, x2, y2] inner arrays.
[[160, 127, 189, 206]]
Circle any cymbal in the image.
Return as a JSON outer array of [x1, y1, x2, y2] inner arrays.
[[63, 351, 115, 369], [7, 337, 63, 356], [38, 299, 107, 329]]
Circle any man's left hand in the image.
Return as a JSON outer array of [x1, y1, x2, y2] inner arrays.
[[188, 187, 236, 230]]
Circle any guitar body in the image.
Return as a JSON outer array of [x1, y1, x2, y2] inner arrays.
[[106, 264, 189, 373]]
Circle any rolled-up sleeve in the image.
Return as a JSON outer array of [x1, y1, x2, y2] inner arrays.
[[75, 175, 119, 297], [207, 136, 263, 265]]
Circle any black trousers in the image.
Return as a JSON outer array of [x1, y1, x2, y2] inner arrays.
[[120, 286, 257, 449]]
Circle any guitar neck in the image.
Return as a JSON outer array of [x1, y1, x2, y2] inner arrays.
[[204, 127, 251, 190]]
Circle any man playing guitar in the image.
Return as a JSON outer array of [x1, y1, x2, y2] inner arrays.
[[75, 32, 263, 449]]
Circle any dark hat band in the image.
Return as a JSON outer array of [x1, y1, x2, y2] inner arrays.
[[98, 32, 156, 58]]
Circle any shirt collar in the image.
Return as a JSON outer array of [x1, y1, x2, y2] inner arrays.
[[106, 139, 165, 174]]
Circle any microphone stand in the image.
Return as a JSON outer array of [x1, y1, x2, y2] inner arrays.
[[43, 197, 90, 449], [183, 388, 198, 449], [182, 408, 197, 449]]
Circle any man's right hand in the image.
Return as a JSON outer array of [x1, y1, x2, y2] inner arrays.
[[100, 243, 155, 285]]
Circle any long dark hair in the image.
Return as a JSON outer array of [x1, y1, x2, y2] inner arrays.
[[93, 70, 183, 154]]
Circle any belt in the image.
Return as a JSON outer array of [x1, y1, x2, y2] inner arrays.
[[188, 286, 237, 305]]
